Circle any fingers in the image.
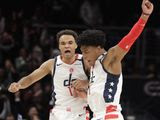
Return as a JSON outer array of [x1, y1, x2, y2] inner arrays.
[[72, 86, 87, 98], [72, 88, 78, 97], [145, 1, 153, 8], [71, 80, 77, 87], [143, 0, 149, 3], [144, 0, 153, 7], [72, 80, 89, 90], [72, 80, 81, 89], [8, 82, 20, 93]]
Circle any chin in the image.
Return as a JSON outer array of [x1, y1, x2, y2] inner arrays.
[[88, 63, 93, 66], [65, 55, 71, 59], [65, 54, 73, 58], [90, 61, 96, 66]]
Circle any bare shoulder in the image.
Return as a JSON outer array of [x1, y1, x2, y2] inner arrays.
[[104, 45, 126, 64], [102, 46, 119, 71], [103, 46, 122, 74], [103, 46, 116, 66], [40, 59, 55, 72]]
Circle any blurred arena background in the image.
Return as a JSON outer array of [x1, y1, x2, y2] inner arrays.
[[0, 0, 160, 120]]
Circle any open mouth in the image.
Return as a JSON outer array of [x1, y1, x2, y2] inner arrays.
[[64, 50, 71, 54]]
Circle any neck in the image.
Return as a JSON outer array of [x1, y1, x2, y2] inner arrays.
[[100, 49, 106, 54], [61, 54, 77, 64]]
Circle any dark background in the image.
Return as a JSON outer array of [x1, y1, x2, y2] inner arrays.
[[0, 0, 160, 120]]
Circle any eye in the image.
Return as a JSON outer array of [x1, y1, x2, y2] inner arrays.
[[60, 42, 65, 45], [68, 41, 73, 44]]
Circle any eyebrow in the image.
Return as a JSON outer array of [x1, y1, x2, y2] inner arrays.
[[68, 40, 73, 42]]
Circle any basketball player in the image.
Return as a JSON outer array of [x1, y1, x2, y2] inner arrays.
[[8, 29, 89, 120], [77, 0, 154, 120]]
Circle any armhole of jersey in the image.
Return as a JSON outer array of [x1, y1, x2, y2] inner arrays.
[[52, 57, 57, 105], [82, 57, 90, 79], [52, 57, 57, 78], [100, 55, 120, 77]]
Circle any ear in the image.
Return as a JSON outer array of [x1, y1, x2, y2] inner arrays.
[[75, 43, 78, 49], [97, 46, 101, 51]]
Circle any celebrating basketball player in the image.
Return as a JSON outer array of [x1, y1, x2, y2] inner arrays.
[[77, 0, 154, 119], [8, 30, 89, 120]]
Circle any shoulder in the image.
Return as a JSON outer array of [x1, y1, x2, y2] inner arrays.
[[40, 58, 55, 70], [45, 58, 55, 64]]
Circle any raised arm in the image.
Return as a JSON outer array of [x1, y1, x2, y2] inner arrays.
[[8, 59, 54, 93], [103, 0, 153, 74], [108, 0, 153, 62]]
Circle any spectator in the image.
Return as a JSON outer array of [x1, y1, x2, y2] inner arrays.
[[6, 113, 15, 120], [15, 48, 28, 77], [27, 106, 41, 120], [80, 0, 103, 25], [27, 45, 43, 72], [0, 94, 11, 120], [3, 59, 18, 87], [0, 10, 5, 34], [0, 32, 15, 61]]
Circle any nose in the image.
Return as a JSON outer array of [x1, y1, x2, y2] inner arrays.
[[64, 43, 70, 48]]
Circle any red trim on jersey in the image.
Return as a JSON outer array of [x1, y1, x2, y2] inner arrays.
[[71, 54, 78, 64], [118, 18, 146, 51], [61, 54, 78, 64], [66, 107, 71, 112], [106, 105, 117, 113], [68, 86, 73, 96], [105, 114, 119, 119], [86, 110, 90, 120]]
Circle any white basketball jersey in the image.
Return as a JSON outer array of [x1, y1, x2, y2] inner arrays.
[[52, 54, 88, 113], [88, 53, 123, 115]]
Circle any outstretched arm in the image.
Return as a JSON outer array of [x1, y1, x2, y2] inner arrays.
[[108, 0, 154, 62], [8, 59, 54, 93], [103, 0, 154, 75]]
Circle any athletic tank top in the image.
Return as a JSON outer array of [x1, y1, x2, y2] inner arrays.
[[88, 52, 123, 115], [52, 54, 88, 112]]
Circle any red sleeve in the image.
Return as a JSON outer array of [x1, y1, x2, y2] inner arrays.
[[118, 18, 147, 51]]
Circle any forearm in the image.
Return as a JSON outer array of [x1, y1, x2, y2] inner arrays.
[[118, 14, 148, 51], [8, 60, 52, 93], [111, 14, 149, 61], [18, 75, 35, 89]]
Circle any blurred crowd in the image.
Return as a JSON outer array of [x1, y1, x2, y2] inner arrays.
[[0, 0, 160, 120], [0, 3, 61, 119]]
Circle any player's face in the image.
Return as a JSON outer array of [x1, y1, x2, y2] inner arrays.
[[59, 35, 77, 59], [80, 46, 100, 66]]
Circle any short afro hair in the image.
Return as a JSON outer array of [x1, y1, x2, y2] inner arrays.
[[78, 29, 106, 48]]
